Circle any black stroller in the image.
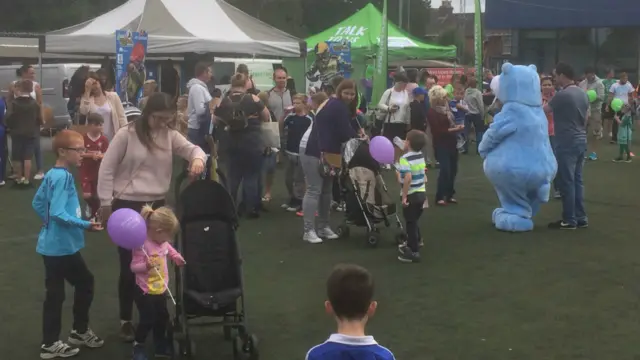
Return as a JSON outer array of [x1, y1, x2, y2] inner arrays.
[[336, 138, 406, 247], [170, 173, 259, 359]]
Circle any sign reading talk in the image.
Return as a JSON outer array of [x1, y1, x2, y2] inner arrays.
[[327, 26, 368, 43]]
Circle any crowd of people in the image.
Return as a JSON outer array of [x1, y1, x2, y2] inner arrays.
[[0, 59, 637, 359]]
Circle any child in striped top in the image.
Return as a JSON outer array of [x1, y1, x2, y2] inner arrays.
[[395, 130, 427, 263]]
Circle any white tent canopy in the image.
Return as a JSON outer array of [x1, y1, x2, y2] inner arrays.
[[45, 0, 305, 57]]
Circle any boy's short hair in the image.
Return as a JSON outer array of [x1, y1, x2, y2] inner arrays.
[[311, 92, 329, 105], [406, 130, 426, 152], [87, 113, 104, 126], [18, 79, 33, 93], [326, 264, 374, 321], [292, 94, 308, 103], [52, 130, 84, 156]]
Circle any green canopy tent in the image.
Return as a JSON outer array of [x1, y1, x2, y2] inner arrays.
[[305, 3, 456, 62]]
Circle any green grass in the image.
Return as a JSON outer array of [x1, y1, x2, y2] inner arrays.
[[1, 143, 640, 360]]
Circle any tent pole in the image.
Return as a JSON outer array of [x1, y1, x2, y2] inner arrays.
[[399, 0, 403, 29], [38, 53, 43, 86]]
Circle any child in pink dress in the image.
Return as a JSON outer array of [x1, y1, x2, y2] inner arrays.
[[130, 205, 185, 360]]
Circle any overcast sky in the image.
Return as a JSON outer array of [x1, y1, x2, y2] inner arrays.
[[430, 0, 485, 13]]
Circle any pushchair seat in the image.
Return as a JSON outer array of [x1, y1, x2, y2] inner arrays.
[[185, 288, 243, 310], [349, 167, 396, 218]]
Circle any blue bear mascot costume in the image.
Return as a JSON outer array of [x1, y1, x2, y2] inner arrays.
[[479, 63, 557, 232]]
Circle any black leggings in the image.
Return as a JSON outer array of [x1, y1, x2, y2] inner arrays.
[[42, 252, 94, 346], [134, 287, 169, 344], [112, 199, 165, 322]]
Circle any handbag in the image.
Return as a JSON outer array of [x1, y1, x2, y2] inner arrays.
[[261, 121, 280, 148]]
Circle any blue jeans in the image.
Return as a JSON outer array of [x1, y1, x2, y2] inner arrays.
[[257, 151, 277, 198], [555, 146, 587, 226], [549, 136, 560, 192], [463, 113, 484, 153], [228, 150, 263, 213], [0, 125, 6, 181], [435, 146, 458, 201]]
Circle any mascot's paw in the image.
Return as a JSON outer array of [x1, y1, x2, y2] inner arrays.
[[494, 210, 534, 232]]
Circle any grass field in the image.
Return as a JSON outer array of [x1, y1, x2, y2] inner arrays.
[[1, 142, 640, 360]]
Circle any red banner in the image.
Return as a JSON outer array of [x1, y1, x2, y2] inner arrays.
[[427, 67, 475, 86]]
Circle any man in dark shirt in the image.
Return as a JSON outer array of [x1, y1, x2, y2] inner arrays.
[[544, 62, 589, 230]]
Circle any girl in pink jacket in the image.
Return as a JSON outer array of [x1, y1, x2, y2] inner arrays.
[[130, 205, 185, 360]]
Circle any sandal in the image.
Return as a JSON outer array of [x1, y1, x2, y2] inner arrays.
[[436, 200, 446, 206], [261, 195, 272, 203]]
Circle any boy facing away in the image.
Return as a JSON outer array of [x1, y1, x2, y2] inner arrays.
[[282, 94, 312, 212], [396, 130, 427, 264], [306, 264, 395, 360], [80, 113, 109, 221], [32, 130, 104, 359], [6, 79, 42, 187]]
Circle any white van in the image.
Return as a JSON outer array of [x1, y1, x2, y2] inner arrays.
[[0, 63, 101, 129], [212, 58, 282, 95]]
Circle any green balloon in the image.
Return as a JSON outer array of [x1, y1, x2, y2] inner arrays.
[[445, 83, 454, 95], [611, 98, 624, 112], [365, 65, 375, 80], [586, 89, 597, 103]]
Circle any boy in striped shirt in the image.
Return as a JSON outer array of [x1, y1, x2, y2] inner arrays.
[[396, 130, 427, 263]]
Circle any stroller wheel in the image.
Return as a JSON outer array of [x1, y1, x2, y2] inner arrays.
[[395, 232, 408, 245], [337, 224, 350, 238], [366, 231, 379, 248], [233, 334, 259, 360], [174, 337, 196, 359]]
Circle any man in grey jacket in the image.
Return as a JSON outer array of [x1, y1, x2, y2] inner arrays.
[[187, 62, 213, 147], [463, 77, 485, 154], [579, 66, 605, 161]]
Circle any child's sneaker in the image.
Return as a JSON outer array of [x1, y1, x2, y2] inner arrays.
[[397, 246, 421, 263], [624, 157, 632, 163], [613, 157, 624, 163], [296, 210, 304, 217], [68, 328, 104, 348], [34, 172, 45, 180], [40, 341, 80, 359], [588, 152, 598, 161], [0, 180, 5, 187], [132, 343, 148, 360], [120, 321, 135, 342], [317, 227, 339, 240], [303, 231, 323, 244]]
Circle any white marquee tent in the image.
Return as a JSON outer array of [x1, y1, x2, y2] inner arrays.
[[45, 0, 305, 57]]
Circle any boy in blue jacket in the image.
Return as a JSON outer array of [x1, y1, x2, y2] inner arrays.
[[32, 130, 104, 359], [306, 264, 395, 360]]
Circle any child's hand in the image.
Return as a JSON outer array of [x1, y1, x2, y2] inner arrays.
[[146, 258, 158, 270], [402, 196, 408, 207], [175, 256, 186, 267], [88, 221, 103, 232], [92, 153, 101, 160]]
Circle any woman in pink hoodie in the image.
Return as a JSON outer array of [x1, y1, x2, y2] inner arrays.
[[97, 92, 206, 341]]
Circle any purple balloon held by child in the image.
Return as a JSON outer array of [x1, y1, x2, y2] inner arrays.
[[107, 208, 147, 250], [369, 136, 395, 164]]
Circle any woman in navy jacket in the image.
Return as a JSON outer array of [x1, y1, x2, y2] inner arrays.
[[300, 80, 358, 243]]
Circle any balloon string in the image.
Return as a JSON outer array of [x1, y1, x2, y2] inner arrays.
[[141, 248, 176, 305]]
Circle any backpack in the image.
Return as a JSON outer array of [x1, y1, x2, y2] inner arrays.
[[225, 93, 250, 131]]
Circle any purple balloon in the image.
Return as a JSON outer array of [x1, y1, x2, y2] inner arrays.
[[369, 136, 395, 164], [107, 208, 147, 250]]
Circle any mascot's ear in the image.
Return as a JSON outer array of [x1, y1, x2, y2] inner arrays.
[[528, 64, 538, 72], [502, 62, 513, 74]]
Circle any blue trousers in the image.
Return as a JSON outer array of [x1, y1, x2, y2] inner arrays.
[[0, 125, 6, 181], [435, 146, 458, 201], [555, 146, 587, 226], [228, 150, 263, 213]]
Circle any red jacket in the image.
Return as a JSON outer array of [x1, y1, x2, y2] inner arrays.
[[427, 108, 456, 151]]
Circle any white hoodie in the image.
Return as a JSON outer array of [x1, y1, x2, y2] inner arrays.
[[186, 78, 212, 130]]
